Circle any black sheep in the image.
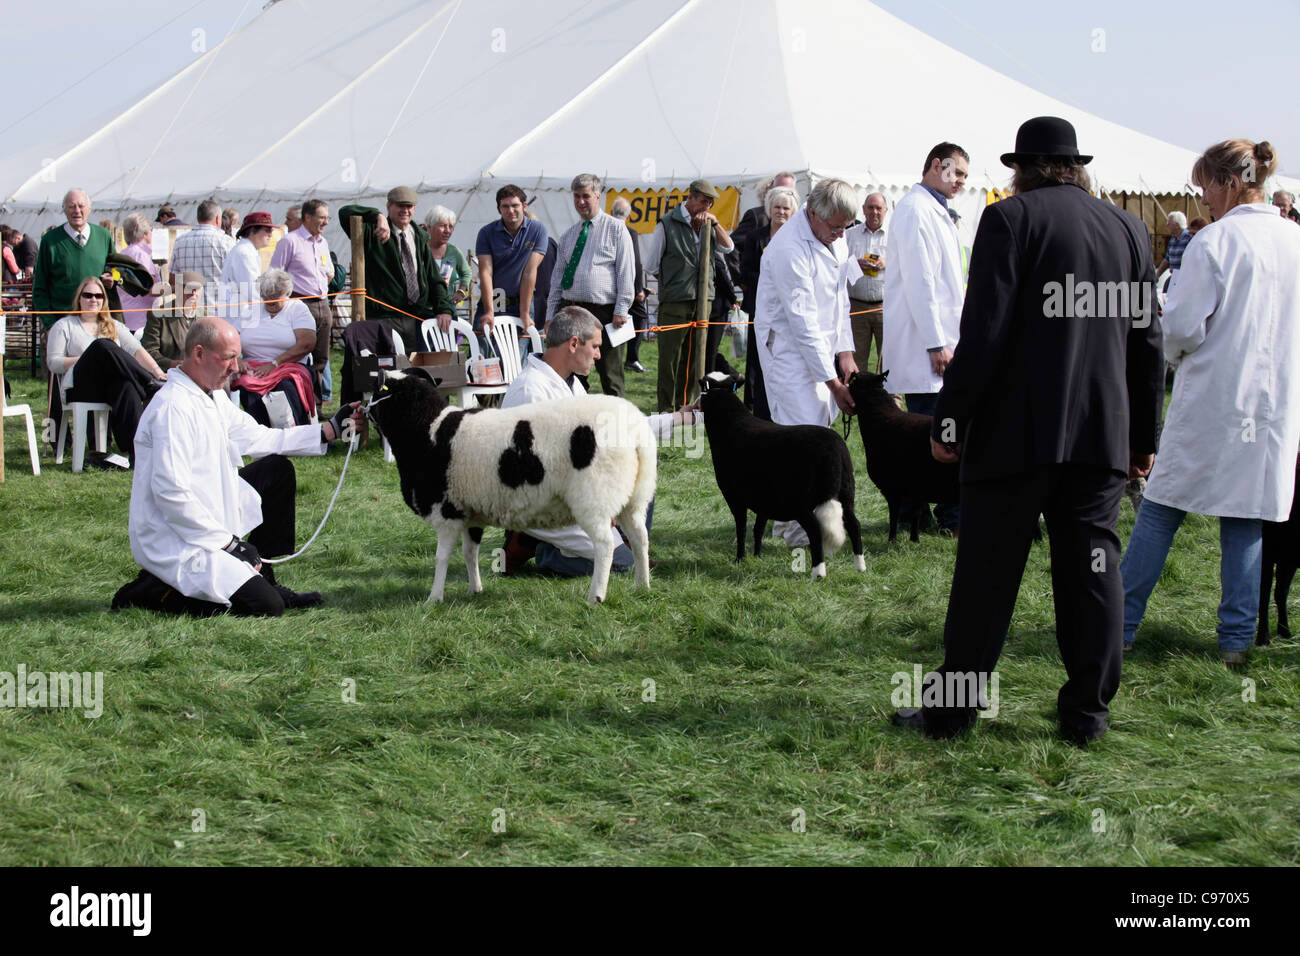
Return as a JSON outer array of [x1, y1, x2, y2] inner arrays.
[[1258, 455, 1300, 645], [699, 375, 865, 579], [847, 371, 961, 543]]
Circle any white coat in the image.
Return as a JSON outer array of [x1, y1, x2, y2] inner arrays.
[[219, 237, 264, 323], [129, 369, 323, 604], [754, 205, 856, 427], [1145, 203, 1300, 521], [882, 183, 965, 395]]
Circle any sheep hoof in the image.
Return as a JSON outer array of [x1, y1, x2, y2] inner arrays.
[[811, 562, 827, 580], [854, 554, 866, 572]]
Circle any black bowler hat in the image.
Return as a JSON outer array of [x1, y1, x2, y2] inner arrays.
[[1000, 116, 1093, 168]]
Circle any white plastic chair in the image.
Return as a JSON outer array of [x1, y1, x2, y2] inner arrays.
[[419, 318, 458, 353], [2, 385, 41, 476], [54, 372, 110, 473], [461, 316, 541, 408]]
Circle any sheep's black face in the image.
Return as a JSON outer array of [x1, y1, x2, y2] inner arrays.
[[848, 370, 891, 405], [367, 369, 447, 442], [699, 384, 744, 418]]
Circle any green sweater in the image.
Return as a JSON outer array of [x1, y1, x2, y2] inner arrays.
[[32, 224, 113, 326], [434, 242, 472, 301], [338, 205, 454, 320]]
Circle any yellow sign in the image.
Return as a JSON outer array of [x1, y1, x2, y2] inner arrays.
[[607, 187, 742, 235], [985, 188, 1012, 205]]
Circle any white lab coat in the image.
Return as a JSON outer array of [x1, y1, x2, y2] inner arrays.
[[219, 237, 263, 323], [881, 183, 965, 396], [129, 369, 323, 604], [1144, 203, 1300, 521], [753, 206, 856, 426]]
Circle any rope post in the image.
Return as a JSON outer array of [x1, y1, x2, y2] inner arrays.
[[349, 216, 370, 446], [350, 216, 367, 323]]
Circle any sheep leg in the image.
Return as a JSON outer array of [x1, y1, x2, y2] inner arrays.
[[428, 525, 457, 603], [618, 503, 652, 589], [887, 500, 899, 543], [582, 519, 618, 604], [798, 513, 826, 579], [729, 502, 748, 562], [1258, 556, 1274, 645], [842, 498, 866, 572], [1277, 559, 1296, 638], [909, 502, 921, 543], [463, 526, 483, 595], [753, 515, 767, 556]]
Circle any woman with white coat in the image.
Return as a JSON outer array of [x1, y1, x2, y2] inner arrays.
[[1121, 138, 1300, 666], [219, 211, 275, 323]]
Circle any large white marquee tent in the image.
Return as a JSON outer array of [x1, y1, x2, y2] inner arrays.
[[5, 0, 1288, 255]]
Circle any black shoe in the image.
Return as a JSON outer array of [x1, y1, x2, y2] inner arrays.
[[1061, 725, 1106, 748], [624, 360, 647, 373], [892, 707, 972, 740], [273, 584, 323, 609]]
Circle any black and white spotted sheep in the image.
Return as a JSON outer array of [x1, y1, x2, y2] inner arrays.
[[367, 370, 656, 604]]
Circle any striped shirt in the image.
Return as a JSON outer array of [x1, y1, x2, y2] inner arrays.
[[1166, 229, 1192, 271], [169, 224, 235, 306], [546, 210, 635, 321]]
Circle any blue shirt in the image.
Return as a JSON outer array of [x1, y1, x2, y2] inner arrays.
[[921, 184, 949, 209], [1166, 229, 1192, 271], [475, 218, 549, 301]]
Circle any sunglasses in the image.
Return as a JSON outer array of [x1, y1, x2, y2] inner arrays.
[[80, 292, 105, 300]]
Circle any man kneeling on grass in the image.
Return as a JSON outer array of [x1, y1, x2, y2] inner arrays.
[[112, 317, 363, 617]]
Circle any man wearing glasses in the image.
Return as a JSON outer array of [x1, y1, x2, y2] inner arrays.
[[270, 198, 334, 404]]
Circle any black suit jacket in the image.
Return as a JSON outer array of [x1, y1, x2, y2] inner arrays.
[[626, 222, 648, 323], [932, 183, 1164, 483]]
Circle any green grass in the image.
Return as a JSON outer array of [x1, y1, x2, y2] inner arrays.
[[1, 337, 1298, 866]]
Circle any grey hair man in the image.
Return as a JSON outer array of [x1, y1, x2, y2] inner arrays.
[[1273, 189, 1299, 223], [1156, 210, 1193, 274], [609, 196, 650, 373], [546, 173, 636, 396], [32, 187, 115, 325], [845, 191, 889, 372], [169, 197, 235, 309]]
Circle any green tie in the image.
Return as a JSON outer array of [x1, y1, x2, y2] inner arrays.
[[560, 220, 591, 291]]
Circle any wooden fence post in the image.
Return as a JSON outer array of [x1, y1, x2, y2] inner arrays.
[[350, 217, 366, 323]]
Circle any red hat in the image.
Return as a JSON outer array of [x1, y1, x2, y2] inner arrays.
[[237, 211, 275, 238]]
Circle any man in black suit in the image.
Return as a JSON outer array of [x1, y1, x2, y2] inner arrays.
[[611, 197, 649, 373], [892, 117, 1165, 746]]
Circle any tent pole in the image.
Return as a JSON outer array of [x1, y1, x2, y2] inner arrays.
[[350, 216, 367, 324]]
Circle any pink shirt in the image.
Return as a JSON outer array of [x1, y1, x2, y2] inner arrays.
[[269, 225, 331, 298], [118, 240, 160, 331]]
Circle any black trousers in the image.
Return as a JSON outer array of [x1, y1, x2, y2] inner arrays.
[[111, 456, 297, 617], [923, 464, 1126, 739], [743, 336, 770, 421], [625, 299, 648, 364], [66, 337, 154, 462]]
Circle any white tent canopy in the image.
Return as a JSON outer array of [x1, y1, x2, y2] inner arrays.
[[6, 0, 1287, 252]]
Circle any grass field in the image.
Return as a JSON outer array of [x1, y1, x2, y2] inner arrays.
[[1, 337, 1298, 866]]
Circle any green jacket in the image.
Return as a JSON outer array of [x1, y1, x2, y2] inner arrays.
[[656, 208, 713, 304], [33, 224, 113, 326], [339, 205, 454, 320]]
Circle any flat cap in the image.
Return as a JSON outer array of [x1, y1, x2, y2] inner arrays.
[[688, 179, 719, 199], [387, 186, 419, 205]]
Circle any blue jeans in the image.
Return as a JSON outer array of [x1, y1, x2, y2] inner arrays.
[[321, 359, 332, 402], [534, 500, 654, 578], [1120, 498, 1262, 653], [901, 392, 959, 531]]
